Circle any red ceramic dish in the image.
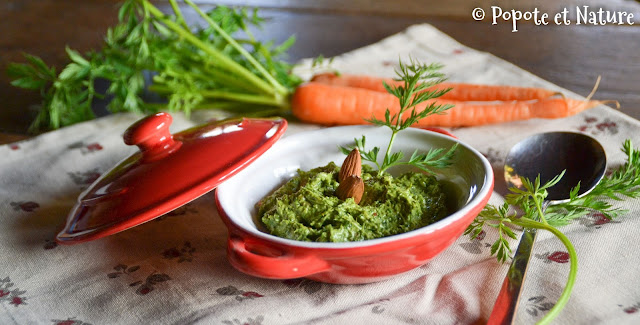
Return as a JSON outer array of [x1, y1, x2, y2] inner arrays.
[[215, 126, 494, 284]]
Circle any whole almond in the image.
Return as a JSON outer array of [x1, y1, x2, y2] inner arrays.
[[339, 148, 362, 183], [336, 175, 364, 204]]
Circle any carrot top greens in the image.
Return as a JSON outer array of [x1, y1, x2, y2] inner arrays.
[[340, 58, 458, 174], [8, 0, 299, 132]]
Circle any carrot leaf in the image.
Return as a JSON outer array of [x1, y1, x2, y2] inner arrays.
[[345, 58, 457, 175]]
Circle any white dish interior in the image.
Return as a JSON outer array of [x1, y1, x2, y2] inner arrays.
[[216, 125, 493, 248]]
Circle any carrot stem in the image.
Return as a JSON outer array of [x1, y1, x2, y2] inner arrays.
[[168, 0, 189, 30], [199, 90, 287, 106], [148, 84, 286, 107], [144, 2, 278, 97], [380, 130, 399, 174], [183, 0, 289, 97], [515, 218, 577, 325]]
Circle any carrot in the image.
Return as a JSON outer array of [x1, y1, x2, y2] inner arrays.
[[311, 73, 558, 101], [291, 82, 602, 127]]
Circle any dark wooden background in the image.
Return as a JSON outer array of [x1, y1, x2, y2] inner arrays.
[[2, 0, 639, 144]]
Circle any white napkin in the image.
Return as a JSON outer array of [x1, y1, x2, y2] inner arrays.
[[1, 24, 640, 324]]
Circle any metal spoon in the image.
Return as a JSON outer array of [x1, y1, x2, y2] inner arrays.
[[487, 132, 607, 325]]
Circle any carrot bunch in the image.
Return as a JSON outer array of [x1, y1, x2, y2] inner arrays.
[[291, 73, 605, 128]]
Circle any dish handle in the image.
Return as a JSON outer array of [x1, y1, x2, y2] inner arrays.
[[228, 237, 331, 279]]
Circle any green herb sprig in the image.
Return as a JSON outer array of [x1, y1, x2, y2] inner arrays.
[[468, 139, 640, 324], [340, 58, 458, 174], [8, 0, 300, 132]]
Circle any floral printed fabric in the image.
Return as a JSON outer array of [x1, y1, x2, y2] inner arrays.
[[1, 24, 640, 324]]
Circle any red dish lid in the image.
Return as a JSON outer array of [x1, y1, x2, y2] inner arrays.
[[56, 113, 287, 244]]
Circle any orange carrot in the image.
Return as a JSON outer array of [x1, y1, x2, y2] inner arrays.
[[291, 82, 601, 127], [311, 73, 558, 101]]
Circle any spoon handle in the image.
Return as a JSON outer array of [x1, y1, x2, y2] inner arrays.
[[487, 228, 538, 325]]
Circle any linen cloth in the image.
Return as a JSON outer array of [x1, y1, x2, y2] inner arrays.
[[2, 24, 640, 324]]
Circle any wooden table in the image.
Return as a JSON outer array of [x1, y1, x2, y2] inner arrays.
[[2, 0, 639, 144]]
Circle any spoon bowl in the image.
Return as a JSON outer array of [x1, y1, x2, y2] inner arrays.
[[504, 132, 607, 202]]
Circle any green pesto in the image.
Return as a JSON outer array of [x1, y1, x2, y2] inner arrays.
[[257, 162, 448, 242]]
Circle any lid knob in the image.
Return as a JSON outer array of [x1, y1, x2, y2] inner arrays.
[[123, 112, 182, 161]]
